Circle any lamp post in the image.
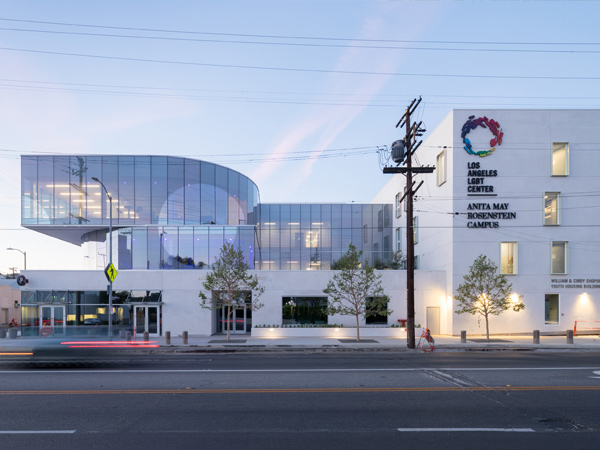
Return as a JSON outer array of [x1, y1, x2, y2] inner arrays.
[[7, 247, 26, 270], [92, 177, 113, 337]]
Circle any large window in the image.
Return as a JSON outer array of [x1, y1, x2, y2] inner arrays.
[[395, 227, 402, 252], [545, 294, 559, 325], [544, 192, 560, 225], [395, 193, 402, 218], [436, 151, 446, 186], [500, 242, 517, 274], [282, 297, 328, 325], [551, 241, 568, 274], [365, 297, 388, 325], [552, 143, 569, 176], [413, 216, 419, 244]]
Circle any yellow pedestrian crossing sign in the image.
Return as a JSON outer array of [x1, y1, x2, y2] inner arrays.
[[104, 263, 118, 283]]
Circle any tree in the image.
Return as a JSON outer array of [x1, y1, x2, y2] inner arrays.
[[199, 242, 264, 341], [323, 244, 391, 341], [454, 254, 524, 340]]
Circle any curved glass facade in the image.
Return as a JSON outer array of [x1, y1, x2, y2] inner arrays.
[[83, 226, 256, 270], [21, 155, 394, 271], [21, 155, 260, 227]]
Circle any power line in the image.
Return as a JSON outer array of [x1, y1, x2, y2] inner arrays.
[[2, 25, 600, 54], [1, 46, 599, 81], [1, 17, 598, 46]]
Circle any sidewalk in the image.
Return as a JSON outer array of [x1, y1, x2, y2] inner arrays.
[[145, 333, 600, 353]]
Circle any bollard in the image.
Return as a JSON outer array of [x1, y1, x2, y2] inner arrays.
[[165, 331, 171, 345], [0, 329, 6, 338], [143, 331, 149, 342], [126, 331, 132, 342], [533, 330, 540, 344], [566, 329, 574, 344], [182, 330, 188, 345], [460, 330, 467, 343], [8, 328, 17, 339]]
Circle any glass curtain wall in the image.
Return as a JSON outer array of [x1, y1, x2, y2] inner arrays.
[[258, 204, 393, 270], [94, 225, 256, 270], [21, 156, 259, 228]]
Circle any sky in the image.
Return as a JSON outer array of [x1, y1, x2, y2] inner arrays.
[[1, 0, 599, 273]]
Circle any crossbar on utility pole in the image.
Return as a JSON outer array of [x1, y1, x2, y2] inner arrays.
[[383, 97, 434, 349]]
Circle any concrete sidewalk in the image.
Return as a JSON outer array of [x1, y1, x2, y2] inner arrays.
[[145, 333, 600, 352]]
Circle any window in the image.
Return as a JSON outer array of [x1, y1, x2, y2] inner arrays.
[[395, 227, 402, 252], [545, 294, 559, 325], [413, 216, 419, 244], [282, 297, 328, 325], [395, 193, 402, 218], [436, 151, 446, 186], [365, 297, 388, 325], [414, 255, 419, 270], [500, 242, 517, 274], [551, 241, 567, 274], [552, 143, 569, 176], [544, 192, 560, 225]]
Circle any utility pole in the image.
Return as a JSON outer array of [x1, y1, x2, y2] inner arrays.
[[383, 97, 433, 349]]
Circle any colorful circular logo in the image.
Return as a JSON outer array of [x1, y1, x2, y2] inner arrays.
[[461, 115, 503, 157]]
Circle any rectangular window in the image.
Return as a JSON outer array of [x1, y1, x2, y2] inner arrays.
[[395, 227, 402, 252], [500, 242, 517, 274], [414, 255, 419, 270], [395, 193, 402, 218], [545, 294, 559, 325], [365, 297, 388, 325], [282, 297, 328, 325], [544, 192, 560, 225], [413, 216, 418, 244], [552, 143, 569, 176], [551, 241, 567, 274], [436, 151, 446, 186]]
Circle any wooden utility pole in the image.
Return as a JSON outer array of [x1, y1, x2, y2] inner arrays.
[[383, 97, 433, 349]]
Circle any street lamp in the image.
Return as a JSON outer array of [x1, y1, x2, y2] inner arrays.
[[92, 177, 114, 337], [7, 247, 26, 270]]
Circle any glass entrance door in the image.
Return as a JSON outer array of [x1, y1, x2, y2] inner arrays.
[[133, 305, 160, 337], [40, 305, 66, 336], [217, 306, 251, 334]]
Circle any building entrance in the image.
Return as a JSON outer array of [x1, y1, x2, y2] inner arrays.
[[217, 305, 252, 334], [133, 305, 160, 337], [40, 305, 66, 336]]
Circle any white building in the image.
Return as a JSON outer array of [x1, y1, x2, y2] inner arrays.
[[376, 109, 600, 336], [16, 109, 600, 338]]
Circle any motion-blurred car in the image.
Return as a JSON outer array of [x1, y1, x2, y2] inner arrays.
[[83, 318, 101, 325]]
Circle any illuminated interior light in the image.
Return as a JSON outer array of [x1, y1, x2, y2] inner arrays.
[[288, 222, 300, 225], [312, 222, 323, 225], [46, 184, 70, 188]]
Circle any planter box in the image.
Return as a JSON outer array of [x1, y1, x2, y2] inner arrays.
[[252, 327, 408, 338]]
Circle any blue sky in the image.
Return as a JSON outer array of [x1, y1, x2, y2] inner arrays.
[[1, 0, 599, 272]]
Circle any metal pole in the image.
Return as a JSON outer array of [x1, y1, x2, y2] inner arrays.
[[92, 177, 113, 338], [108, 193, 113, 338], [6, 248, 26, 271]]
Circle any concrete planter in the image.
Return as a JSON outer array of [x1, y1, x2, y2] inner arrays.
[[252, 327, 407, 338]]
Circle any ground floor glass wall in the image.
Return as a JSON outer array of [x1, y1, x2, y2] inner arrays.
[[20, 290, 162, 337]]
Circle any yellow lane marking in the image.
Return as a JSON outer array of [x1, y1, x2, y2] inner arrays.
[[1, 386, 600, 395]]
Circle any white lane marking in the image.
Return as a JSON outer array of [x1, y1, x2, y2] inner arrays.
[[0, 431, 76, 434], [590, 370, 600, 379], [398, 428, 534, 432], [0, 367, 600, 374]]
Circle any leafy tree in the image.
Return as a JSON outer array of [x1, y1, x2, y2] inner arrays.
[[372, 250, 406, 270], [199, 242, 264, 341], [323, 244, 391, 341], [454, 254, 524, 340]]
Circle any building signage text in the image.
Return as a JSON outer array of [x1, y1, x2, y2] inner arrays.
[[551, 278, 600, 289]]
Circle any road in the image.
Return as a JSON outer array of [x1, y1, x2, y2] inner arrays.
[[1, 351, 600, 449]]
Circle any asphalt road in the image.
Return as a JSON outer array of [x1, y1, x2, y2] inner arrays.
[[1, 351, 600, 449]]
